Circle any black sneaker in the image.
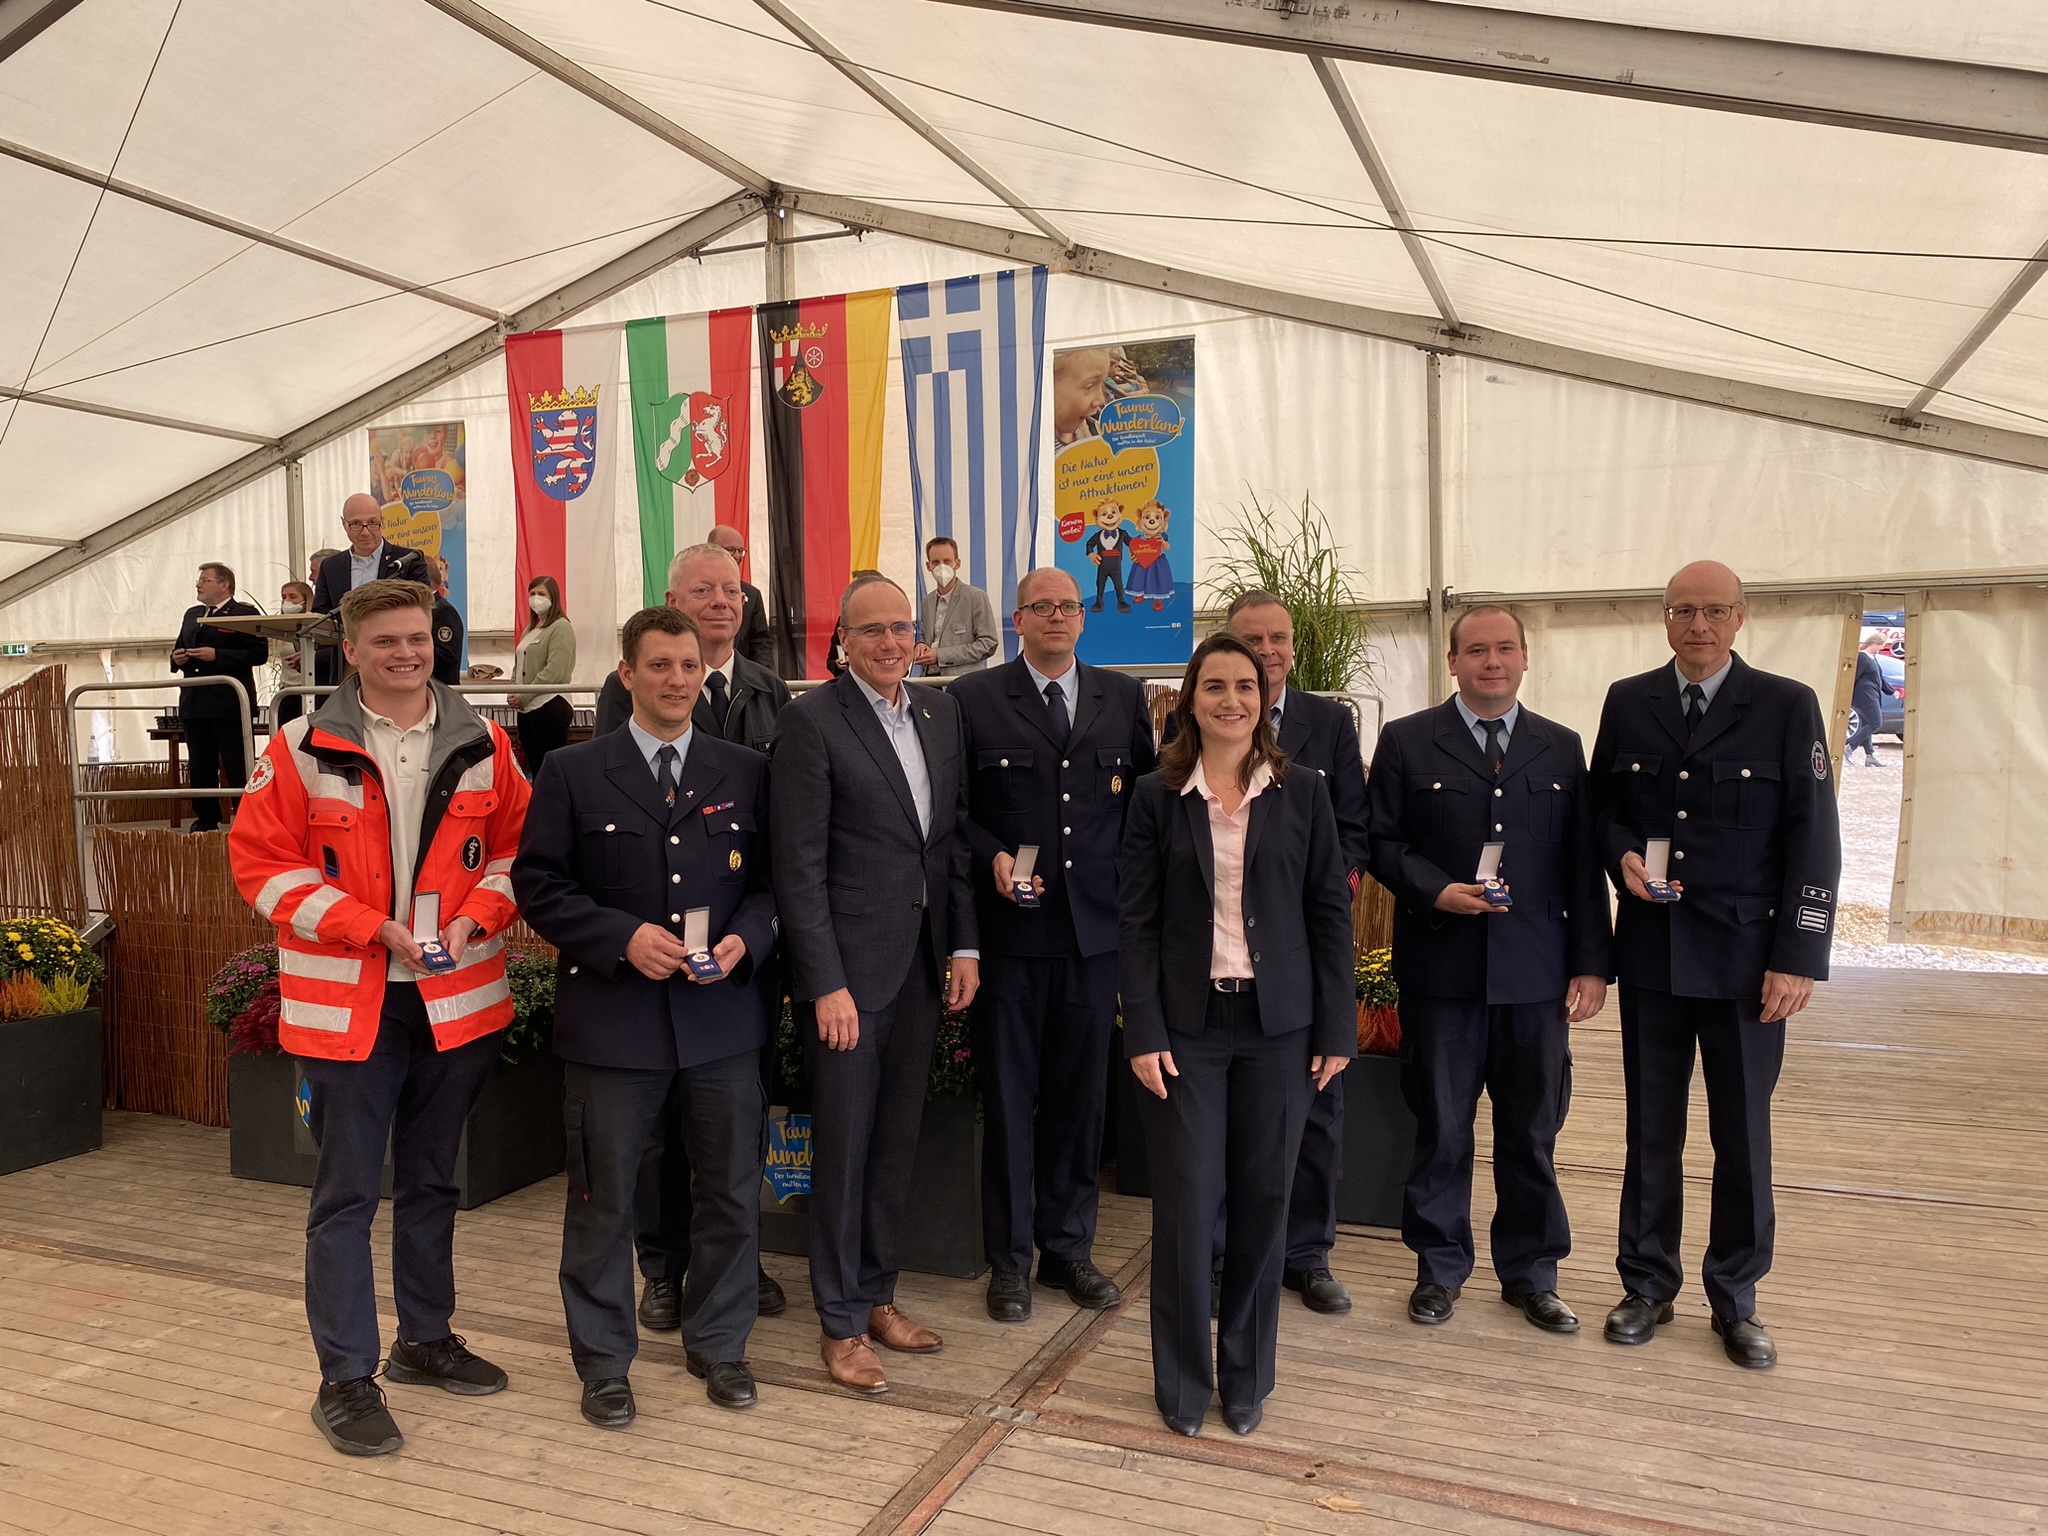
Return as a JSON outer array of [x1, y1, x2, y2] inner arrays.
[[312, 1376, 403, 1457], [386, 1334, 508, 1396]]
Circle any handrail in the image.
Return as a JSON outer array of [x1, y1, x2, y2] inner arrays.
[[65, 675, 253, 915]]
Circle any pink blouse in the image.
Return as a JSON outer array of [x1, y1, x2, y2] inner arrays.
[[1184, 758, 1275, 980]]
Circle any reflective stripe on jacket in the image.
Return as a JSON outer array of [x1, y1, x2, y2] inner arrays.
[[229, 678, 531, 1060]]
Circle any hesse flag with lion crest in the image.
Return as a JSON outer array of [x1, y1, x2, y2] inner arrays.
[[758, 290, 890, 677], [626, 307, 754, 608], [506, 325, 623, 663]]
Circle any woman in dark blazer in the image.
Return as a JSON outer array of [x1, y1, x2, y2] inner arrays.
[[1119, 632, 1356, 1438]]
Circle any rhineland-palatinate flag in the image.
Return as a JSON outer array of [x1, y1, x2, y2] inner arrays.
[[506, 324, 623, 669], [758, 289, 890, 678], [626, 307, 754, 607]]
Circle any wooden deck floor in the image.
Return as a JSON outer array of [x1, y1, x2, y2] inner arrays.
[[1, 967, 2043, 1536]]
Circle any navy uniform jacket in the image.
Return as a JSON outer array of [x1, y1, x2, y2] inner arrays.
[[595, 654, 790, 752], [950, 658, 1156, 959], [171, 600, 267, 720], [1366, 699, 1612, 1005], [1590, 652, 1841, 999], [769, 674, 977, 1010], [432, 596, 464, 687], [511, 728, 777, 1071], [312, 543, 433, 685], [1118, 767, 1356, 1060], [1164, 688, 1370, 885]]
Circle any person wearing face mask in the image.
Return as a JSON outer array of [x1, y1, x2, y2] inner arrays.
[[511, 577, 576, 776], [274, 581, 317, 727], [912, 537, 998, 678], [171, 562, 268, 832]]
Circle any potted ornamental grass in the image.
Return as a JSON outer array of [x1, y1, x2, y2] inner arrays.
[[209, 941, 565, 1209], [0, 916, 107, 1176], [763, 982, 987, 1279]]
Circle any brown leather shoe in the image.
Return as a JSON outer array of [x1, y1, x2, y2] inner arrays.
[[868, 1304, 943, 1354], [820, 1334, 888, 1394]]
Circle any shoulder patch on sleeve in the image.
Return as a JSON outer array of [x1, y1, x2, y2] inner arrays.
[[1810, 741, 1829, 780], [246, 755, 276, 794], [437, 625, 454, 643]]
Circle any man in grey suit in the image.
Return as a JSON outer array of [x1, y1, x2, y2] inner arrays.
[[770, 574, 980, 1395], [914, 536, 999, 678]]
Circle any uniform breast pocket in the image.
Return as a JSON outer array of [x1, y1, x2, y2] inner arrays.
[[1525, 772, 1571, 842], [1712, 761, 1780, 830], [707, 808, 757, 881], [975, 748, 1035, 814], [1097, 746, 1133, 803], [1608, 752, 1662, 820], [1408, 773, 1470, 835], [578, 813, 645, 889]]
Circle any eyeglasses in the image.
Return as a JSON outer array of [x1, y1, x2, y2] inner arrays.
[[1023, 600, 1084, 618], [342, 518, 382, 532], [1664, 604, 1740, 625], [848, 622, 916, 642]]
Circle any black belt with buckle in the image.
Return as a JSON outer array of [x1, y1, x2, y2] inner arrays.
[[1211, 977, 1256, 994]]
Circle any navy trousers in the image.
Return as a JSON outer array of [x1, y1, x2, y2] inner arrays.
[[974, 951, 1118, 1276], [1616, 984, 1785, 1320], [802, 928, 941, 1339], [561, 1053, 762, 1380], [1140, 993, 1315, 1423], [296, 984, 499, 1383], [1398, 994, 1572, 1292]]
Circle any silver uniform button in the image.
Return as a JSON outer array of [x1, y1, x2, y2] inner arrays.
[[1432, 781, 1442, 790], [1553, 782, 1561, 790], [1678, 810, 1688, 820], [1064, 859, 1072, 869], [1741, 768, 1752, 779], [671, 873, 681, 884], [605, 822, 616, 832], [730, 821, 740, 830], [1674, 850, 1686, 860], [1631, 762, 1641, 772], [670, 835, 680, 845], [670, 913, 681, 922], [569, 965, 579, 975], [1000, 758, 1009, 767], [1063, 826, 1071, 835], [1062, 760, 1070, 768], [1494, 788, 1503, 798], [1494, 823, 1503, 832], [1679, 770, 1689, 780], [1062, 793, 1070, 802]]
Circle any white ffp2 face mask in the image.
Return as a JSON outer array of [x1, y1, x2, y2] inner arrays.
[[931, 562, 957, 586], [529, 592, 552, 616], [281, 600, 305, 614]]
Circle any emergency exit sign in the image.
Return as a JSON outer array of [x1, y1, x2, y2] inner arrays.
[[0, 644, 28, 657]]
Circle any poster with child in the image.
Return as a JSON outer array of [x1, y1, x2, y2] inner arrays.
[[1049, 337, 1194, 666]]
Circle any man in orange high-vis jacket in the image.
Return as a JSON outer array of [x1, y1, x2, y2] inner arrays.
[[230, 579, 530, 1459]]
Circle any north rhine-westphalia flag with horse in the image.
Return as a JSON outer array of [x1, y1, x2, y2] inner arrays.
[[626, 307, 755, 607], [506, 325, 624, 662]]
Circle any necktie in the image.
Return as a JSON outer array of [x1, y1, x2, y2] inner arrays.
[[1044, 679, 1070, 743], [705, 668, 730, 733], [1270, 705, 1281, 738], [1481, 717, 1505, 774], [1683, 682, 1706, 736], [656, 744, 678, 808]]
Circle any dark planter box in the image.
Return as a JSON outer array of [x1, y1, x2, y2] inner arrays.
[[0, 1009, 103, 1176], [1336, 1051, 1415, 1229], [760, 1093, 986, 1279], [228, 1049, 566, 1210]]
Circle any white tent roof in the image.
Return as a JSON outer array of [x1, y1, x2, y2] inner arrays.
[[1, 0, 2045, 604]]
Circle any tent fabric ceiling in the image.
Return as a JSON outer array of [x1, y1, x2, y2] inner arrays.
[[0, 0, 2044, 593]]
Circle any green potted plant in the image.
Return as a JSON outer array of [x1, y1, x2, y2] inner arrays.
[[0, 916, 106, 1176], [211, 941, 565, 1209], [761, 979, 986, 1278], [1206, 490, 1379, 693]]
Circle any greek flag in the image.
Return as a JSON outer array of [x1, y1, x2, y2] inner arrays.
[[896, 268, 1048, 660]]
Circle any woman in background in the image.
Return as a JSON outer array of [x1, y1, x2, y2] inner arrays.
[[1117, 632, 1355, 1439], [273, 580, 316, 726], [511, 575, 575, 775]]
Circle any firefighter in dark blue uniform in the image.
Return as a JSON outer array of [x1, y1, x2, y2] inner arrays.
[[1366, 605, 1612, 1334], [1590, 562, 1841, 1370]]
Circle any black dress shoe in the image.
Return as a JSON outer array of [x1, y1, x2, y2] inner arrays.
[[312, 1377, 402, 1457], [580, 1376, 636, 1428], [1283, 1266, 1353, 1315], [1502, 1288, 1580, 1334], [1037, 1256, 1121, 1310], [385, 1334, 508, 1395], [1407, 1282, 1459, 1324], [757, 1265, 788, 1318], [1603, 1293, 1675, 1345], [688, 1356, 760, 1408], [987, 1269, 1032, 1323], [639, 1276, 681, 1331], [1221, 1402, 1262, 1436], [1712, 1313, 1778, 1370], [1161, 1412, 1201, 1437]]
